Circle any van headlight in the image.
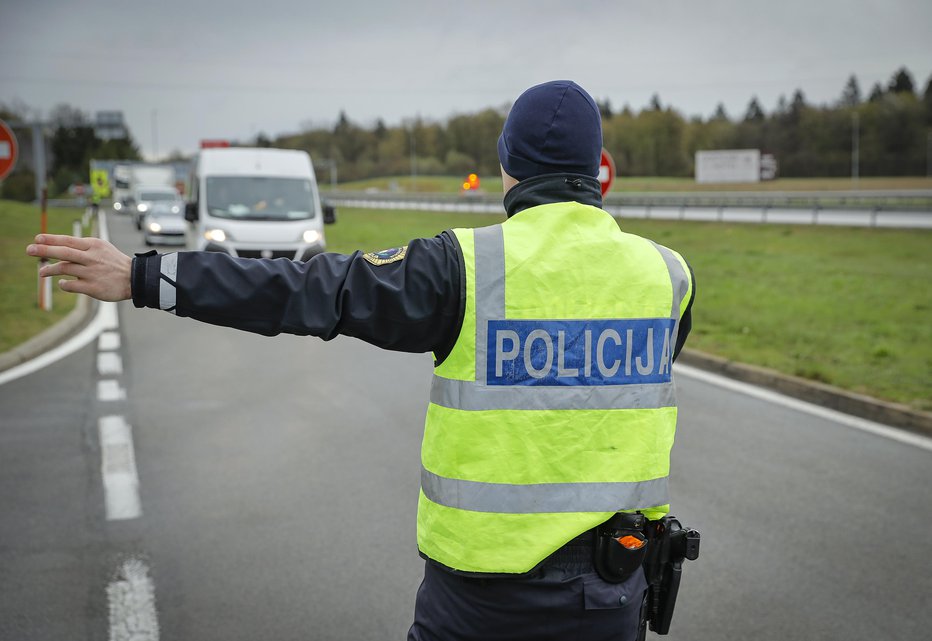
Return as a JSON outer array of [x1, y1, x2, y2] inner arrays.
[[148, 222, 162, 233], [302, 229, 321, 244], [138, 203, 149, 213], [205, 229, 227, 243]]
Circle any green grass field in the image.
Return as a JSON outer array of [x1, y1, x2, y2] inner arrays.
[[0, 200, 84, 353], [326, 207, 932, 412], [3, 198, 929, 412]]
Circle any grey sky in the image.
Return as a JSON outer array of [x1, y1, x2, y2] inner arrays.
[[2, 0, 930, 160]]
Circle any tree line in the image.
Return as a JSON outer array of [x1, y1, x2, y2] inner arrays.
[[272, 66, 932, 182], [0, 102, 141, 201]]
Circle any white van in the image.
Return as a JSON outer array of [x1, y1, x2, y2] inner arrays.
[[184, 147, 334, 261]]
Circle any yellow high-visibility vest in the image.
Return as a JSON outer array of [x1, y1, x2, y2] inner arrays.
[[417, 201, 692, 574]]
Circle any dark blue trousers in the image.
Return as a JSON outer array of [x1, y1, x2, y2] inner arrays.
[[408, 546, 647, 641]]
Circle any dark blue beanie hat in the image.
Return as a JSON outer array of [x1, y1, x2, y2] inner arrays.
[[498, 80, 602, 181]]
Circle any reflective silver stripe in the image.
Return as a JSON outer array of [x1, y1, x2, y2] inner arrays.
[[473, 226, 505, 385], [159, 253, 178, 314], [648, 241, 690, 322], [421, 467, 669, 514], [430, 376, 676, 411]]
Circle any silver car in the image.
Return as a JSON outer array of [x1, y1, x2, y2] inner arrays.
[[143, 201, 187, 246], [133, 187, 183, 230]]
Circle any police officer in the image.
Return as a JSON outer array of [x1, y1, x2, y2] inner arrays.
[[28, 80, 694, 641]]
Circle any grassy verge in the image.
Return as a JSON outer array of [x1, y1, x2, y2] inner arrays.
[[0, 200, 85, 353], [327, 206, 932, 412]]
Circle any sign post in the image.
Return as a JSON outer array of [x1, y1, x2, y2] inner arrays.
[[0, 119, 18, 181], [38, 187, 52, 311], [598, 148, 616, 197]]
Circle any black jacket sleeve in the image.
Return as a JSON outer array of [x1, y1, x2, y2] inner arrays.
[[132, 233, 465, 360]]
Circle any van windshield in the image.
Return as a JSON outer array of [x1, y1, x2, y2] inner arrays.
[[205, 176, 316, 220], [139, 191, 178, 202]]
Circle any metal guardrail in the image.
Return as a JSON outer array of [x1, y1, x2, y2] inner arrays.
[[39, 192, 932, 229], [326, 189, 932, 212], [325, 190, 932, 229]]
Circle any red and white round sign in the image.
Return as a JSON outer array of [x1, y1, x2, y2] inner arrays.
[[0, 119, 18, 181], [598, 148, 615, 197]]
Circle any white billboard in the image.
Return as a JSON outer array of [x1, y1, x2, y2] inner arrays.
[[695, 149, 761, 184]]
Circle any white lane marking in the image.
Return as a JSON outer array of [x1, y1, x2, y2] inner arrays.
[[98, 331, 121, 351], [0, 212, 116, 387], [97, 352, 123, 376], [0, 300, 119, 387], [99, 416, 141, 520], [107, 558, 159, 641], [676, 364, 932, 452], [98, 379, 126, 402], [99, 299, 119, 331]]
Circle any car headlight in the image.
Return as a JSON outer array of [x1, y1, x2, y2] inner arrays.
[[113, 201, 123, 211], [137, 203, 149, 213], [148, 222, 162, 233], [205, 229, 227, 243], [302, 229, 321, 244]]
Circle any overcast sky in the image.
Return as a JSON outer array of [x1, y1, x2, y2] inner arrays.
[[2, 0, 930, 160]]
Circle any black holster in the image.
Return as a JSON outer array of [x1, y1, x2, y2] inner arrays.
[[642, 516, 701, 635], [593, 513, 700, 635]]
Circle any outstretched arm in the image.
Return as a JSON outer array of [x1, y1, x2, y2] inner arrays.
[[26, 234, 132, 302]]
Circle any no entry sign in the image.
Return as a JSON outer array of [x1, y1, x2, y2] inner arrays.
[[598, 148, 615, 197], [0, 119, 18, 181]]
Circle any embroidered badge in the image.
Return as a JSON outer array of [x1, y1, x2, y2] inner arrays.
[[363, 246, 407, 266]]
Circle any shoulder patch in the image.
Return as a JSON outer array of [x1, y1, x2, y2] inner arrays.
[[363, 246, 407, 266]]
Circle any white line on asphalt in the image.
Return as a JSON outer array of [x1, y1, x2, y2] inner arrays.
[[98, 416, 141, 520], [0, 301, 118, 387], [676, 364, 932, 452], [97, 352, 123, 376], [97, 379, 126, 402], [0, 212, 116, 387], [98, 330, 121, 351], [107, 558, 159, 641]]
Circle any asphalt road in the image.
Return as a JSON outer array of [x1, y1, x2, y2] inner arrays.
[[1, 211, 930, 640]]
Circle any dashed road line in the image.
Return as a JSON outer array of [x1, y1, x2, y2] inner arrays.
[[98, 331, 121, 351], [2, 211, 160, 638], [99, 415, 141, 521], [107, 558, 159, 641], [97, 379, 127, 402], [97, 352, 124, 376]]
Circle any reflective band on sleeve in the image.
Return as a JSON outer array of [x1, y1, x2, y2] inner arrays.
[[430, 376, 676, 410], [159, 253, 178, 314], [473, 225, 505, 385], [421, 467, 669, 514]]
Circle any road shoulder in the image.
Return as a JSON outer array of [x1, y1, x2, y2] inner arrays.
[[679, 349, 932, 436]]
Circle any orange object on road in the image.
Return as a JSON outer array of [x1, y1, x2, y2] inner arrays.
[[617, 535, 646, 550]]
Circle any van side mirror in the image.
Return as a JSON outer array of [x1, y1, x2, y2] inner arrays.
[[322, 202, 337, 225], [185, 201, 199, 222]]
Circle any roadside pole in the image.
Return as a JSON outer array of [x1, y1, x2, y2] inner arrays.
[[37, 187, 52, 311]]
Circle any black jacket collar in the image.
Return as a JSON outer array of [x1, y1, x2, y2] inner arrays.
[[502, 173, 603, 218]]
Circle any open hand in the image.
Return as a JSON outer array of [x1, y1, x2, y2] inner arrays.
[[26, 235, 132, 302]]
